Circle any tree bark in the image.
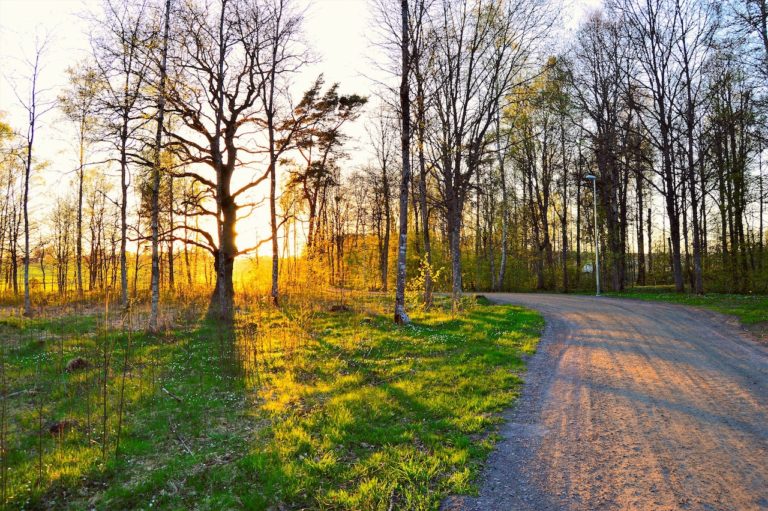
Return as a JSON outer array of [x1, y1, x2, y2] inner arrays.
[[636, 171, 646, 285], [495, 96, 508, 291], [381, 164, 391, 291], [415, 76, 432, 305], [149, 0, 171, 331], [21, 50, 44, 317], [394, 0, 411, 324]]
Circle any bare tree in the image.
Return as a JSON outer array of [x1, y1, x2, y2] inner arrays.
[[367, 110, 396, 291], [165, 0, 293, 319], [92, 0, 154, 307], [394, 0, 412, 324], [703, 51, 758, 292], [59, 64, 101, 298], [149, 0, 172, 332], [11, 36, 54, 315], [370, 0, 437, 304], [674, 0, 718, 294], [254, 0, 310, 307], [428, 0, 551, 307], [613, 0, 688, 292], [728, 0, 768, 79], [411, 0, 437, 303], [568, 13, 630, 291], [0, 119, 17, 296], [51, 194, 76, 294]]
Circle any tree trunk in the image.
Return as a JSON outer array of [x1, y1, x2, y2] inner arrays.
[[759, 139, 764, 269], [662, 133, 684, 292], [210, 194, 237, 320], [495, 98, 508, 291], [149, 0, 171, 331], [576, 167, 581, 286], [449, 202, 463, 308], [394, 0, 411, 324], [22, 53, 41, 317], [636, 173, 646, 285], [120, 120, 129, 308], [688, 146, 704, 294], [560, 122, 568, 293], [184, 213, 192, 287], [23, 130, 32, 316], [168, 177, 175, 291], [416, 79, 432, 305], [76, 139, 84, 297], [381, 164, 391, 291], [210, 4, 234, 321], [269, 114, 279, 306]]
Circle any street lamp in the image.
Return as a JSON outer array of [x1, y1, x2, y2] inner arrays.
[[585, 174, 600, 296]]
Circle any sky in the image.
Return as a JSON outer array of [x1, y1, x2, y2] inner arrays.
[[0, 0, 602, 253]]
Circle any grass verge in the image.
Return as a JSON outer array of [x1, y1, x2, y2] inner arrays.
[[603, 286, 768, 340], [2, 295, 542, 510]]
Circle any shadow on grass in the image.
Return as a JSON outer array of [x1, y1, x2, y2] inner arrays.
[[4, 298, 542, 511]]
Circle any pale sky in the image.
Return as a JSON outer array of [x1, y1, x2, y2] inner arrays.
[[0, 0, 601, 253]]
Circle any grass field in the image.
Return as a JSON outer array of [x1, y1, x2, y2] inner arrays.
[[1, 294, 542, 510], [604, 286, 768, 327]]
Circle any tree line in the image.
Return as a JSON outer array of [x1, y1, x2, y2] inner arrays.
[[0, 0, 766, 326], [382, 0, 767, 319]]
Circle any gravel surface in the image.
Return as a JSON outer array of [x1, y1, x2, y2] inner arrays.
[[444, 294, 768, 511]]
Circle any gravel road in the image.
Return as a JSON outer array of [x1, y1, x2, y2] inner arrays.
[[446, 293, 768, 511]]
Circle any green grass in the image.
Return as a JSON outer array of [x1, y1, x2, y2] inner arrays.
[[604, 286, 768, 325], [2, 295, 542, 510]]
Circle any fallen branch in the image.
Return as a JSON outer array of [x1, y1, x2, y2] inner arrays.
[[161, 386, 183, 403], [6, 389, 34, 398], [168, 418, 193, 455]]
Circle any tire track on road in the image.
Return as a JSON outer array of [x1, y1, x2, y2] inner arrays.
[[445, 294, 768, 511]]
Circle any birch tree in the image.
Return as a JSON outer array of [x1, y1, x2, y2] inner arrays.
[[394, 0, 412, 324]]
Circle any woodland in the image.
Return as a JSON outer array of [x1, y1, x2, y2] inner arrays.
[[0, 0, 766, 508]]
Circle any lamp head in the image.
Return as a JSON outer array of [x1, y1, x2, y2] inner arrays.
[[585, 174, 597, 181]]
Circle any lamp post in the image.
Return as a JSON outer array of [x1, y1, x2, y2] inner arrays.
[[585, 174, 600, 296]]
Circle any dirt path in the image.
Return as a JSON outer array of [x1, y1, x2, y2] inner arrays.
[[447, 294, 768, 511]]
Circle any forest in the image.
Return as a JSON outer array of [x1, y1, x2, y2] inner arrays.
[[0, 0, 766, 509]]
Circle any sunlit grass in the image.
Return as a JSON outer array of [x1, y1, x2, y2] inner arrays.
[[2, 293, 542, 510], [605, 286, 768, 325]]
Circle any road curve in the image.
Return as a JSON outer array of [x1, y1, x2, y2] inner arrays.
[[452, 293, 768, 511]]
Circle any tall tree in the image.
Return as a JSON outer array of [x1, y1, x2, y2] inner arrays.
[[166, 0, 305, 319], [288, 79, 366, 253], [149, 0, 172, 331], [92, 0, 154, 308], [674, 0, 717, 294], [430, 0, 550, 307], [12, 36, 53, 316], [728, 0, 768, 79], [410, 0, 436, 303], [368, 111, 396, 291], [394, 0, 412, 324], [704, 53, 757, 292], [615, 0, 687, 292], [59, 64, 100, 298], [569, 13, 630, 292], [254, 0, 310, 306]]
